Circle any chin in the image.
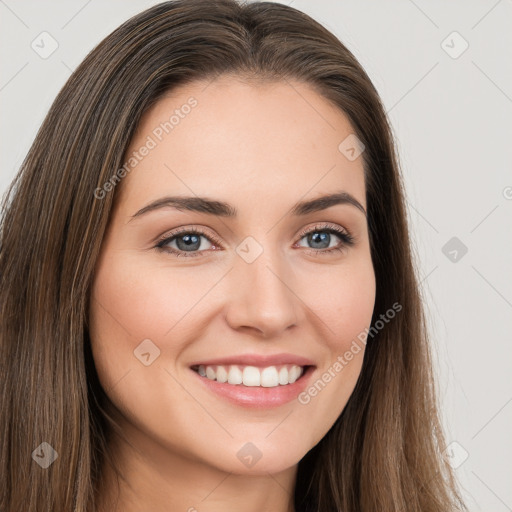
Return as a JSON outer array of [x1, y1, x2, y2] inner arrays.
[[198, 438, 310, 476]]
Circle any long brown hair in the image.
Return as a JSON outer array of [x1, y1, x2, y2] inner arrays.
[[0, 1, 467, 510]]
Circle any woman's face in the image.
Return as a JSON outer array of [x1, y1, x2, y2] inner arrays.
[[89, 76, 376, 476]]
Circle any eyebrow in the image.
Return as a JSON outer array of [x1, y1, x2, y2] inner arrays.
[[130, 190, 367, 220]]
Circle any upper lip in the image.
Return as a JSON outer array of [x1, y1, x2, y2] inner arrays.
[[189, 353, 315, 368]]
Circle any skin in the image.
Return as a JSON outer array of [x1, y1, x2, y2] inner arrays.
[[89, 75, 376, 512]]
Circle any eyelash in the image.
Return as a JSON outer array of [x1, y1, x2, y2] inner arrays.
[[155, 223, 355, 259]]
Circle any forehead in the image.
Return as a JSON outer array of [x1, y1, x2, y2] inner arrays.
[[117, 76, 366, 214]]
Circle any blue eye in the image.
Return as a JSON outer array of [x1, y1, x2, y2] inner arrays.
[[156, 227, 219, 258], [155, 223, 355, 258], [296, 225, 355, 256]]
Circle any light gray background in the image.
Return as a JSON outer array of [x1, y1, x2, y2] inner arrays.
[[1, 1, 511, 510]]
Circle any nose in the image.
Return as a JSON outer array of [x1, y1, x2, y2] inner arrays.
[[224, 248, 299, 339]]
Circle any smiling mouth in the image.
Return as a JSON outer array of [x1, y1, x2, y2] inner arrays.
[[191, 364, 311, 388]]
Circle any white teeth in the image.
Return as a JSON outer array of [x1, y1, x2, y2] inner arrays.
[[216, 365, 228, 383], [227, 365, 242, 385], [261, 366, 279, 387], [195, 364, 305, 387], [278, 366, 288, 385], [242, 366, 260, 386], [289, 365, 301, 384]]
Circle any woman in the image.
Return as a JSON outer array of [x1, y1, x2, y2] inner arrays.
[[0, 1, 468, 511]]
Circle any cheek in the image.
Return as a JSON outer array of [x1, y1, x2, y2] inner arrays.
[[88, 254, 190, 395], [290, 262, 375, 448], [88, 251, 231, 395], [306, 258, 376, 349], [295, 260, 375, 427], [88, 254, 216, 436], [89, 254, 213, 345]]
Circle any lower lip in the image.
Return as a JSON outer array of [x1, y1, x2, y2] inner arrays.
[[191, 366, 315, 408]]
